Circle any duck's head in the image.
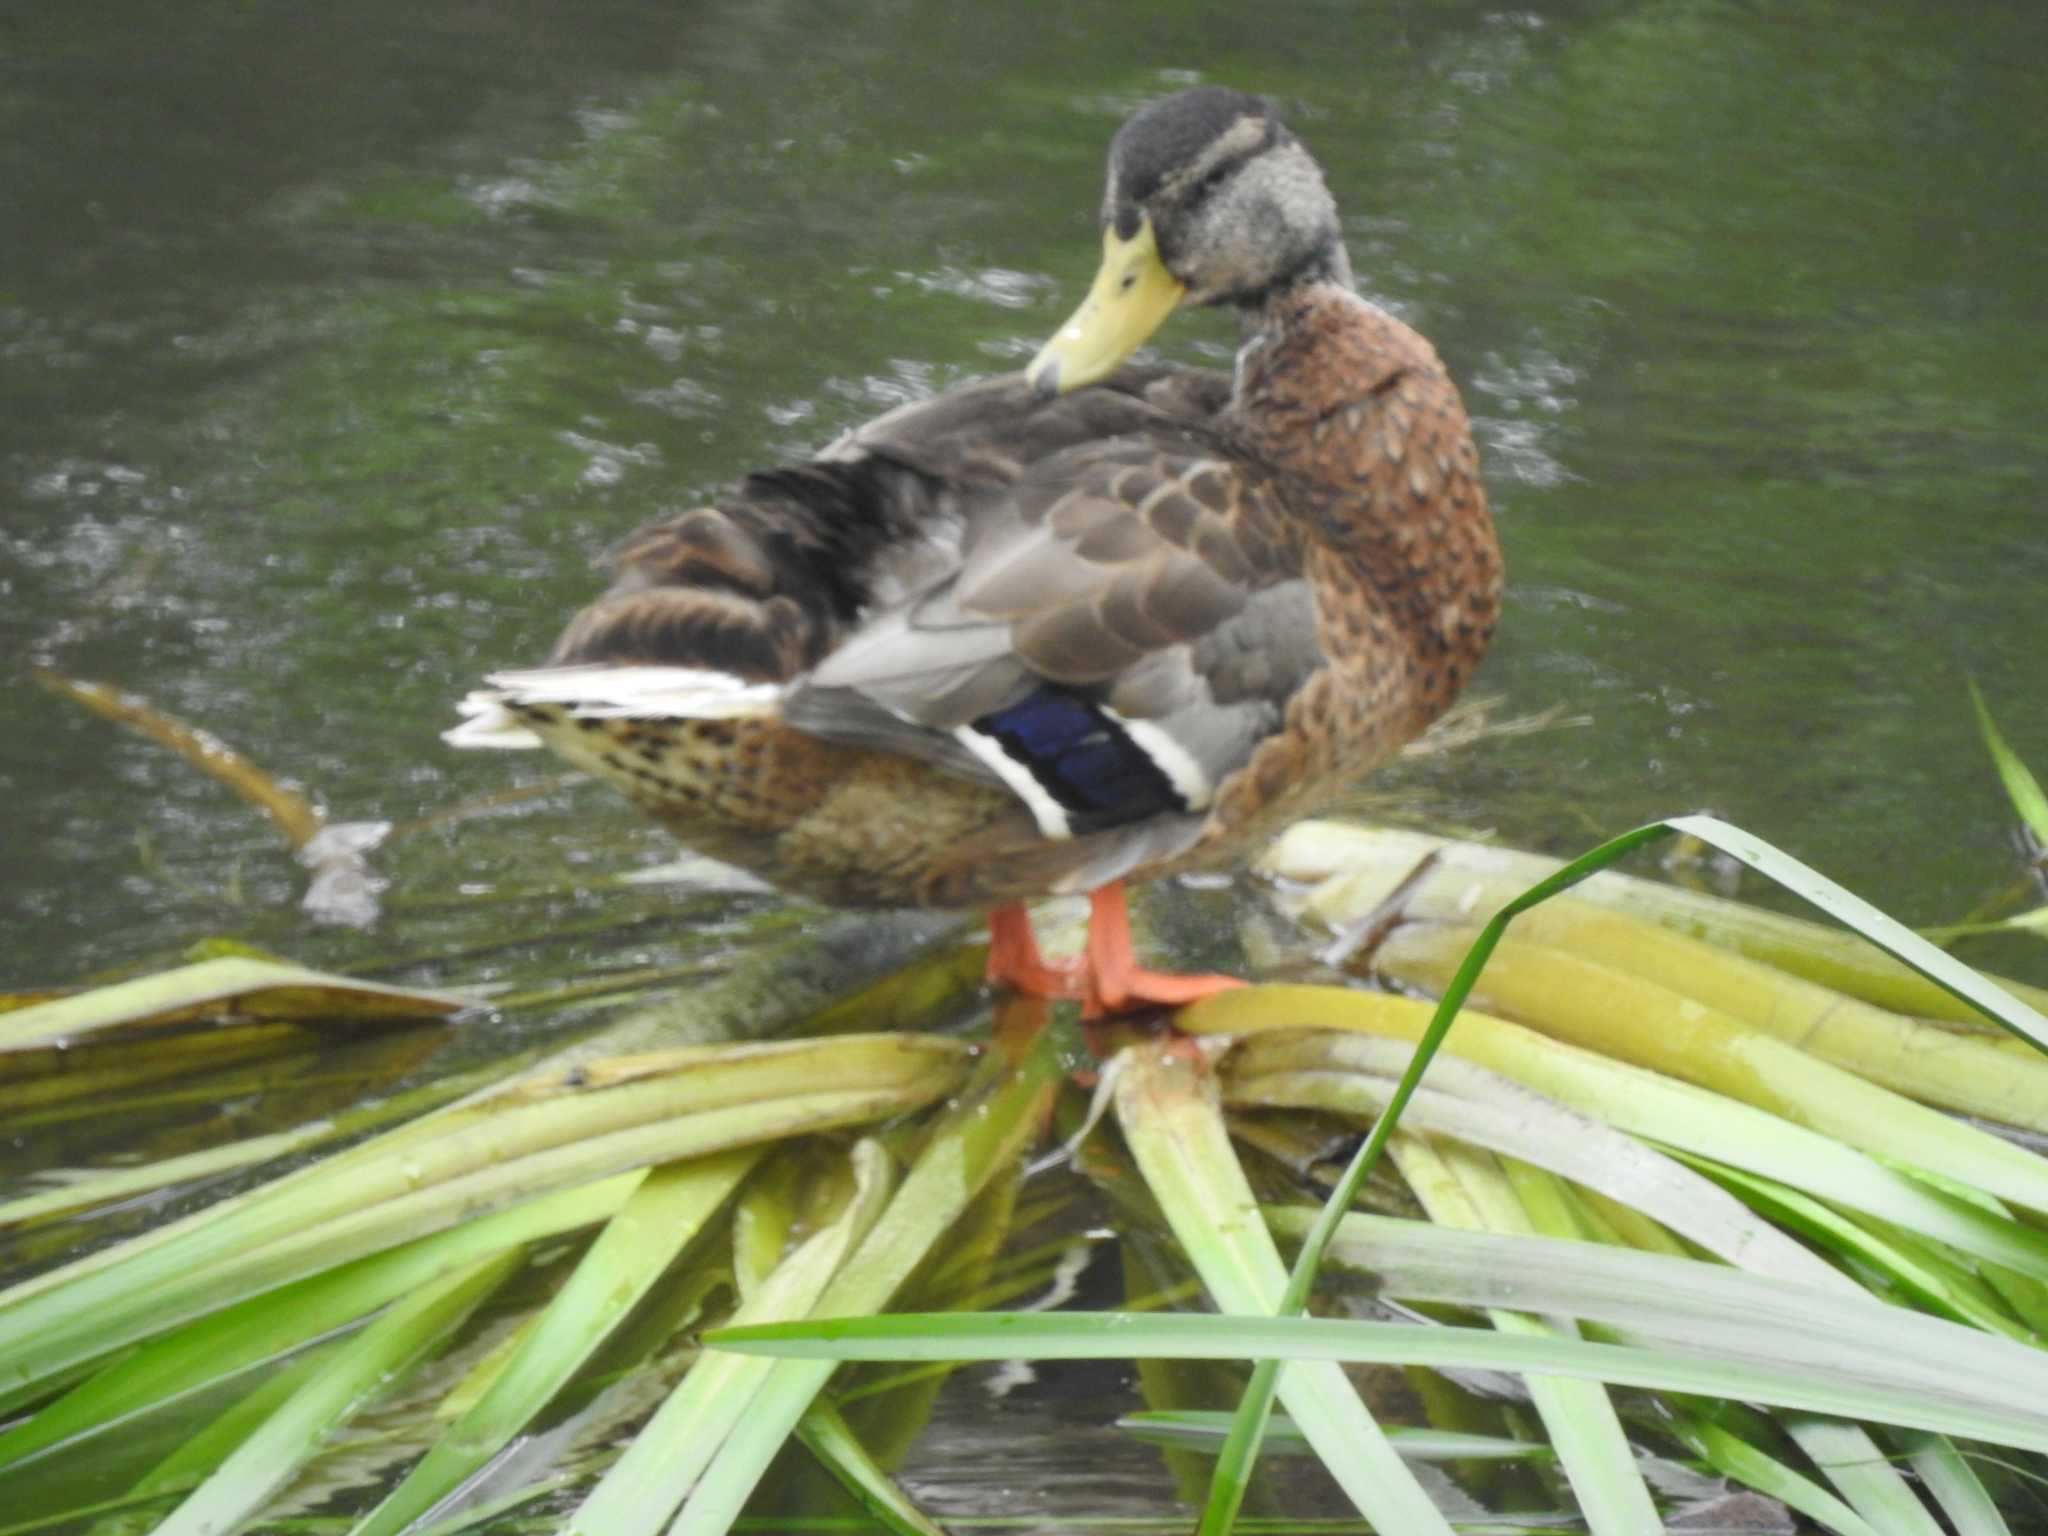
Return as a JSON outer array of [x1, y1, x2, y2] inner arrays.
[[1028, 87, 1349, 398]]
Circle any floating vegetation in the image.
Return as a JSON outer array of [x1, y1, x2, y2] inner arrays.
[[4, 798, 2047, 1535]]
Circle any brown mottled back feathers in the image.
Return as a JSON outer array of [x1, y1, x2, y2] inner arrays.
[[547, 366, 1255, 690]]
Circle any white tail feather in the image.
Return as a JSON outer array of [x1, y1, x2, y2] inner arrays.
[[444, 665, 783, 752], [443, 692, 544, 750], [484, 664, 784, 717]]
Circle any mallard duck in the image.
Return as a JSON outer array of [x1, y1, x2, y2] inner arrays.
[[447, 87, 1503, 1016]]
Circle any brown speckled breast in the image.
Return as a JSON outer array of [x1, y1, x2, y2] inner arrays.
[[1169, 283, 1503, 868]]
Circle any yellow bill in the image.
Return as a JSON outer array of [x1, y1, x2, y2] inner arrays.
[[1026, 218, 1186, 397]]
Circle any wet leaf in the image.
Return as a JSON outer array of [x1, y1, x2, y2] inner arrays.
[[0, 957, 473, 1052]]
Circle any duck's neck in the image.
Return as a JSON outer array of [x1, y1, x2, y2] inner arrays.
[[1232, 276, 1504, 721]]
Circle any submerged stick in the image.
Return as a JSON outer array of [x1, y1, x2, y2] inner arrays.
[[31, 666, 323, 851]]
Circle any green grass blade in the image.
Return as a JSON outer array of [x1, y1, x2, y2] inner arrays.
[[1893, 1428, 2015, 1536], [1684, 1159, 2034, 1338], [0, 957, 467, 1051], [794, 1397, 946, 1536], [1370, 924, 2048, 1211], [1394, 1138, 1659, 1536], [1116, 1411, 1552, 1462], [123, 1336, 349, 1504], [349, 1149, 761, 1536], [150, 1248, 522, 1536], [1664, 814, 2048, 1055], [1788, 1415, 1945, 1536], [1263, 821, 2048, 1027], [1258, 1210, 2047, 1417], [0, 1122, 334, 1229], [1677, 1413, 1881, 1536], [1213, 1002, 2048, 1280], [0, 1054, 954, 1407], [1970, 684, 2048, 846]]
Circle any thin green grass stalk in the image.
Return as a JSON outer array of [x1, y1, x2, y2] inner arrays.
[[1116, 1412, 1553, 1462], [1263, 820, 2048, 1026], [1786, 1414, 1946, 1536], [0, 1035, 958, 1323], [1533, 1172, 1958, 1534], [1372, 924, 2048, 1208], [1258, 1210, 2048, 1414], [0, 957, 466, 1051], [1227, 1029, 1989, 1302], [731, 1153, 812, 1305], [120, 1337, 350, 1509], [1970, 684, 2048, 846], [1210, 1006, 2048, 1280], [1677, 1413, 1881, 1536], [0, 1122, 334, 1229], [1295, 850, 2048, 1130], [1679, 1156, 2038, 1337], [1979, 1259, 2048, 1336], [0, 1063, 954, 1406], [150, 1249, 522, 1536]]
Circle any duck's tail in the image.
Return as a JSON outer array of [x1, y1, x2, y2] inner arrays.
[[442, 664, 782, 751]]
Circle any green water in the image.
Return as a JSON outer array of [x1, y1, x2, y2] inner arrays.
[[8, 0, 2046, 979]]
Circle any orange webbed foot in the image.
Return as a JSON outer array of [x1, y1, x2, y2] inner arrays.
[[1079, 880, 1246, 1020], [985, 901, 1086, 1001], [986, 886, 1247, 1027]]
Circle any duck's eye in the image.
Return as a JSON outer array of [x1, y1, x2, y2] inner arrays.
[[1119, 270, 1140, 293], [1186, 158, 1236, 203]]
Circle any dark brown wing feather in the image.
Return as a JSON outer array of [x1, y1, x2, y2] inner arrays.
[[546, 364, 1265, 700]]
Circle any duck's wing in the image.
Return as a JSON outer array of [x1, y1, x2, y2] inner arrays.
[[790, 425, 1321, 842], [544, 368, 1228, 679], [526, 364, 1313, 843]]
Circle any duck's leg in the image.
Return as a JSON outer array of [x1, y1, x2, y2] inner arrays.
[[985, 902, 1085, 1000], [1080, 879, 1247, 1020]]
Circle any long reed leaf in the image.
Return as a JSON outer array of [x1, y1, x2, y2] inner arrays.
[[708, 1311, 2048, 1451], [1112, 1040, 1455, 1536], [0, 1174, 638, 1470], [1391, 1135, 1659, 1536], [1677, 1414, 1882, 1536], [1970, 684, 2048, 846], [0, 958, 466, 1052], [150, 1249, 522, 1536], [671, 1040, 1060, 1535], [349, 1149, 762, 1536], [565, 1139, 896, 1536], [795, 1397, 947, 1536], [1199, 995, 2048, 1278], [1264, 820, 2048, 1024]]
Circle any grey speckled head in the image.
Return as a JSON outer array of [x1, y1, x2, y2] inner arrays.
[[1102, 88, 1351, 310]]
